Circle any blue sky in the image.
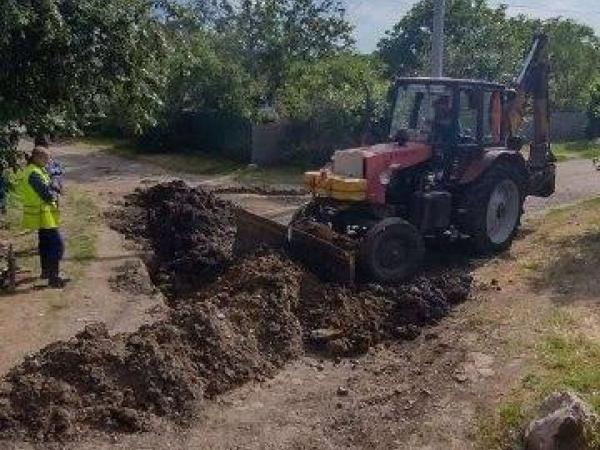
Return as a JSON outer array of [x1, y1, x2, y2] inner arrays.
[[344, 0, 600, 52]]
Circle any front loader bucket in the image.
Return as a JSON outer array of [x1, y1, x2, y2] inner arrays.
[[287, 225, 356, 283], [234, 207, 288, 255], [234, 208, 356, 283]]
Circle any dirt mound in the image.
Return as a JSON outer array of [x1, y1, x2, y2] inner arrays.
[[109, 181, 236, 298], [0, 251, 304, 441], [300, 271, 471, 356]]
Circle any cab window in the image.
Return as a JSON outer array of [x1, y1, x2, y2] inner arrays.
[[482, 90, 502, 145], [458, 89, 479, 144]]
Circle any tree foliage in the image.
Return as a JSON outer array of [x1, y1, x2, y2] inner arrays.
[[164, 32, 255, 118], [588, 78, 600, 137], [279, 54, 390, 162], [544, 19, 600, 110], [0, 0, 168, 147], [3, 0, 598, 166], [233, 0, 355, 101], [377, 0, 600, 110]]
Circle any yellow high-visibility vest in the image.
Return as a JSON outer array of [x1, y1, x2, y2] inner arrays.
[[18, 164, 60, 230]]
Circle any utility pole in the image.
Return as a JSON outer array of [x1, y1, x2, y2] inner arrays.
[[431, 0, 445, 77]]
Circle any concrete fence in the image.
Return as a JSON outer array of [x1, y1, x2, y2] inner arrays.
[[251, 121, 290, 166], [521, 111, 589, 142]]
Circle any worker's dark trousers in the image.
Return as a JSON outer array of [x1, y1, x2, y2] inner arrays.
[[38, 228, 64, 277]]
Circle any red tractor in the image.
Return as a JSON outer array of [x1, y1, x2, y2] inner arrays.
[[284, 33, 556, 283]]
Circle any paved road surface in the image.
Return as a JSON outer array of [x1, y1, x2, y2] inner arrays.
[[525, 158, 600, 214]]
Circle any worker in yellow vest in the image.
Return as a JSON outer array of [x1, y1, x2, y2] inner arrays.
[[19, 147, 66, 288]]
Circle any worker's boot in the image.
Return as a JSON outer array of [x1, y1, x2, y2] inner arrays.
[[48, 261, 67, 289]]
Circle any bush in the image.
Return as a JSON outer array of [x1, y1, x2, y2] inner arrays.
[[138, 111, 252, 161], [278, 54, 391, 164], [588, 79, 600, 138]]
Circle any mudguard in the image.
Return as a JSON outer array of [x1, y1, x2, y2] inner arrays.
[[459, 148, 528, 185]]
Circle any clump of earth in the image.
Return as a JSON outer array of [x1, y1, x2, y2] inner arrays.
[[108, 180, 236, 299], [0, 182, 472, 442], [109, 260, 156, 296]]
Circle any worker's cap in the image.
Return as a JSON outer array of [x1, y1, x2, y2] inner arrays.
[[31, 147, 50, 159]]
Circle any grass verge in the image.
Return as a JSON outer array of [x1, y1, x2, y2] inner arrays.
[[478, 327, 600, 450], [552, 140, 600, 162], [477, 196, 600, 449], [83, 137, 307, 186]]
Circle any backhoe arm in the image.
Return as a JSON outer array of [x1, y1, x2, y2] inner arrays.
[[507, 32, 556, 196]]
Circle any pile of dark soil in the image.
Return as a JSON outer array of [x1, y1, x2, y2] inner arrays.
[[0, 181, 473, 442], [300, 271, 472, 356], [0, 251, 303, 441], [109, 181, 236, 298]]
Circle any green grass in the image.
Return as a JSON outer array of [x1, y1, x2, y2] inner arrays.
[[552, 140, 600, 162], [477, 331, 600, 449], [64, 190, 98, 264], [476, 197, 600, 448], [86, 137, 307, 186]]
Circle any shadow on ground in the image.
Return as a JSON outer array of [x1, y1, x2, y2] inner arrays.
[[528, 230, 600, 303]]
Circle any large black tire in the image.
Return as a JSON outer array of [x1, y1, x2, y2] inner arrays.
[[359, 218, 425, 283], [459, 162, 526, 254]]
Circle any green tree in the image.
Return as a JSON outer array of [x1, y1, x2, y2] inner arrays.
[[377, 0, 533, 81], [279, 54, 390, 162], [544, 19, 600, 110], [164, 32, 255, 118], [0, 0, 168, 150], [377, 0, 600, 111], [588, 78, 600, 137], [233, 0, 355, 102]]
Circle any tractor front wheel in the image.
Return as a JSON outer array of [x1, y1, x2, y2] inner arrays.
[[359, 218, 425, 283]]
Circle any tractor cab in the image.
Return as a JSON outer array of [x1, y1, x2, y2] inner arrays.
[[390, 78, 507, 151]]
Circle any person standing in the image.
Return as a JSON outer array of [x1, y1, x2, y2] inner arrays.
[[19, 147, 66, 288]]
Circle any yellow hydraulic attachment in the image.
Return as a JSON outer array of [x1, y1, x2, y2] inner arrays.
[[304, 171, 367, 201]]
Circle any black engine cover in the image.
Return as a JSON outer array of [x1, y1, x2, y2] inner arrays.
[[410, 191, 452, 232]]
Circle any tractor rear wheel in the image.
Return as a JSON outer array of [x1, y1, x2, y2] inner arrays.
[[359, 218, 424, 283], [460, 162, 525, 253]]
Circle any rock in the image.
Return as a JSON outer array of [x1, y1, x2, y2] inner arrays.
[[525, 392, 597, 450], [310, 328, 343, 343], [326, 338, 352, 356], [394, 325, 420, 340], [336, 387, 349, 397], [424, 332, 439, 341], [453, 373, 468, 383]]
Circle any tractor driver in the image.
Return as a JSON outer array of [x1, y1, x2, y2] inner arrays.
[[431, 95, 456, 182], [432, 95, 454, 143]]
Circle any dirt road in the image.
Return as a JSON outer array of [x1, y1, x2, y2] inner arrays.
[[525, 158, 600, 213], [1, 143, 600, 450]]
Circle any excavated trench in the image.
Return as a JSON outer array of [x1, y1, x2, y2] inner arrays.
[[0, 181, 472, 442]]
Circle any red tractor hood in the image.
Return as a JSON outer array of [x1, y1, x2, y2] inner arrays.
[[332, 142, 432, 204]]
